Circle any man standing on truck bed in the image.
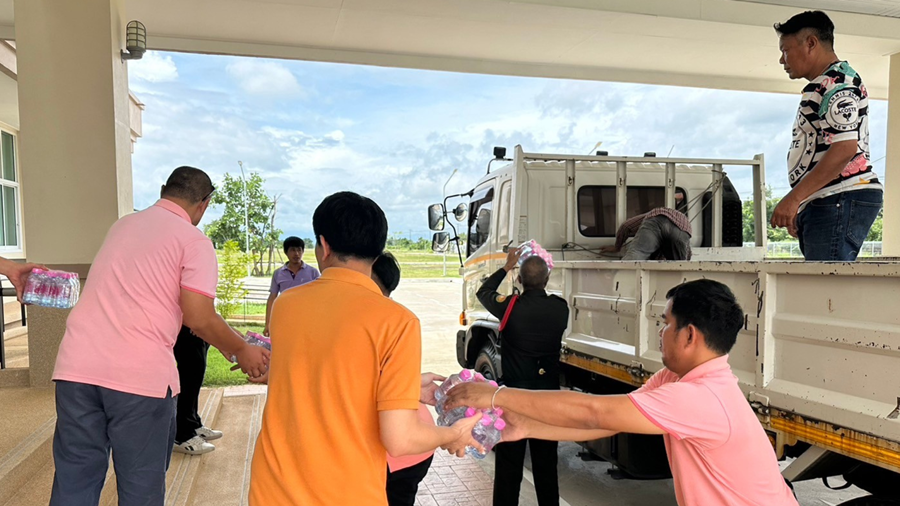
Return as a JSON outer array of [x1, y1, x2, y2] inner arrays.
[[476, 247, 569, 506], [602, 207, 692, 261], [770, 10, 883, 261], [450, 279, 798, 506]]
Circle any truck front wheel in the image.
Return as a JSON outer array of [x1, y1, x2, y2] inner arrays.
[[474, 343, 501, 381]]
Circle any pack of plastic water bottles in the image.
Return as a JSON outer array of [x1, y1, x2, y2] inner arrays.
[[22, 269, 80, 309], [434, 369, 506, 459], [518, 239, 554, 270], [244, 331, 272, 351]]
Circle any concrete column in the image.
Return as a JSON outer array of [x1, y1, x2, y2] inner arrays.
[[14, 0, 134, 387], [883, 52, 900, 257]]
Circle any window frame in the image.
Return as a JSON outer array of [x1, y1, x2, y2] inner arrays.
[[577, 185, 689, 238], [0, 128, 20, 252], [467, 185, 495, 257]]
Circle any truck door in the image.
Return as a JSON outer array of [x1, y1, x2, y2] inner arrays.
[[463, 183, 496, 319]]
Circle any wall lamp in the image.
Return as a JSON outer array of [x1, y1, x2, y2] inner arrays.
[[121, 20, 147, 61]]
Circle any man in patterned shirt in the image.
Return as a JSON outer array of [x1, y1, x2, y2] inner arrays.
[[602, 207, 693, 261], [771, 10, 883, 261]]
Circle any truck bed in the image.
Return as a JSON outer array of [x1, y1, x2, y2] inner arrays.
[[556, 259, 900, 473]]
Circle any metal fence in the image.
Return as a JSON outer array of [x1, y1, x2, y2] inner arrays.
[[744, 242, 883, 258]]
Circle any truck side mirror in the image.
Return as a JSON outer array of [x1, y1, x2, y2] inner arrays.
[[432, 232, 451, 253], [427, 204, 445, 231], [453, 203, 468, 222]]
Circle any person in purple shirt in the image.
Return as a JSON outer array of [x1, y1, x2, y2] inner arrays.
[[264, 236, 320, 336]]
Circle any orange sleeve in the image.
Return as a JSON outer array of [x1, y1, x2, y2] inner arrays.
[[376, 317, 422, 411]]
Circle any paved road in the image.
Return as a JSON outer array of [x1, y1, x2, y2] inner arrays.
[[391, 278, 869, 506]]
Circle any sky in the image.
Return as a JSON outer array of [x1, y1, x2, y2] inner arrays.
[[127, 51, 888, 241]]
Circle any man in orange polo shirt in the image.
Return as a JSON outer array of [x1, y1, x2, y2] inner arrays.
[[249, 192, 481, 506]]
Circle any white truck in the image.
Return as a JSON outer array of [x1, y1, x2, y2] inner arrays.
[[427, 146, 900, 504]]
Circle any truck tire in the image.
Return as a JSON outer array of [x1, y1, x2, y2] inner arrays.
[[474, 343, 501, 381], [837, 496, 900, 506]]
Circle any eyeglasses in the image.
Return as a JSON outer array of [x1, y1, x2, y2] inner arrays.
[[203, 186, 216, 202]]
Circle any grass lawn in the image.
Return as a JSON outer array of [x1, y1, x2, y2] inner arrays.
[[243, 248, 463, 280], [202, 323, 265, 387]]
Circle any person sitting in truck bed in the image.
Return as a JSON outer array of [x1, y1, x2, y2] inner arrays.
[[447, 279, 799, 506], [602, 207, 692, 261]]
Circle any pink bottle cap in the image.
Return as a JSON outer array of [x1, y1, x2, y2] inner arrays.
[[488, 380, 498, 387], [481, 415, 493, 426], [465, 407, 477, 417], [31, 268, 43, 274], [494, 408, 504, 416], [459, 369, 474, 381], [494, 419, 507, 430], [474, 373, 485, 382]]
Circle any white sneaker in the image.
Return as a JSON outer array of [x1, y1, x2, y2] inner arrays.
[[195, 426, 223, 441], [173, 436, 215, 455]]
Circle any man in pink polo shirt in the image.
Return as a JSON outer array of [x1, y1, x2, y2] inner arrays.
[[446, 279, 799, 506], [50, 167, 269, 506]]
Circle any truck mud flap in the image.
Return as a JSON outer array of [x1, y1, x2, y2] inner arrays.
[[456, 330, 467, 368]]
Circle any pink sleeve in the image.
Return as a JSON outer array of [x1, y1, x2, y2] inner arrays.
[[628, 381, 730, 448], [181, 238, 218, 298]]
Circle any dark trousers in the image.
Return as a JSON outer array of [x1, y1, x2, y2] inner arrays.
[[50, 380, 176, 506], [173, 325, 210, 443], [797, 189, 882, 261], [493, 438, 559, 506], [386, 455, 434, 506], [622, 216, 692, 261]]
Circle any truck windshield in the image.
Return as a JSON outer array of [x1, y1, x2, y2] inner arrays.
[[468, 187, 494, 256]]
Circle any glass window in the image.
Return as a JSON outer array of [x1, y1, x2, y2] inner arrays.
[[578, 186, 688, 237], [1, 187, 15, 247], [0, 129, 20, 249], [1, 132, 14, 182], [497, 181, 512, 247], [467, 186, 494, 256]]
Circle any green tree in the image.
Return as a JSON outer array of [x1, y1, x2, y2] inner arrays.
[[303, 237, 314, 249], [867, 209, 883, 241], [204, 172, 283, 276], [216, 241, 249, 321], [742, 187, 797, 244]]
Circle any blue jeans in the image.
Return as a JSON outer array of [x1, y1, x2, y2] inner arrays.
[[796, 189, 882, 261], [50, 381, 177, 506]]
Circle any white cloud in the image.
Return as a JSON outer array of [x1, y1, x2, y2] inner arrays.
[[128, 51, 179, 83], [130, 53, 888, 241], [226, 59, 304, 97]]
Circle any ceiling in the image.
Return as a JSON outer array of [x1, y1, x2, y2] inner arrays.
[[2, 0, 900, 98]]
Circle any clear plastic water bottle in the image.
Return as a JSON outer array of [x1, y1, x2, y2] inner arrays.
[[439, 404, 474, 427], [22, 268, 44, 305], [245, 331, 272, 351], [467, 416, 506, 459], [67, 273, 81, 307], [42, 272, 58, 307], [22, 269, 80, 309], [434, 369, 474, 403]]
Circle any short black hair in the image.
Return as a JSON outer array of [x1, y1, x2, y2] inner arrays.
[[666, 279, 744, 355], [774, 10, 835, 47], [520, 256, 550, 291], [283, 236, 304, 254], [312, 191, 387, 261], [161, 166, 214, 204], [372, 252, 401, 295]]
